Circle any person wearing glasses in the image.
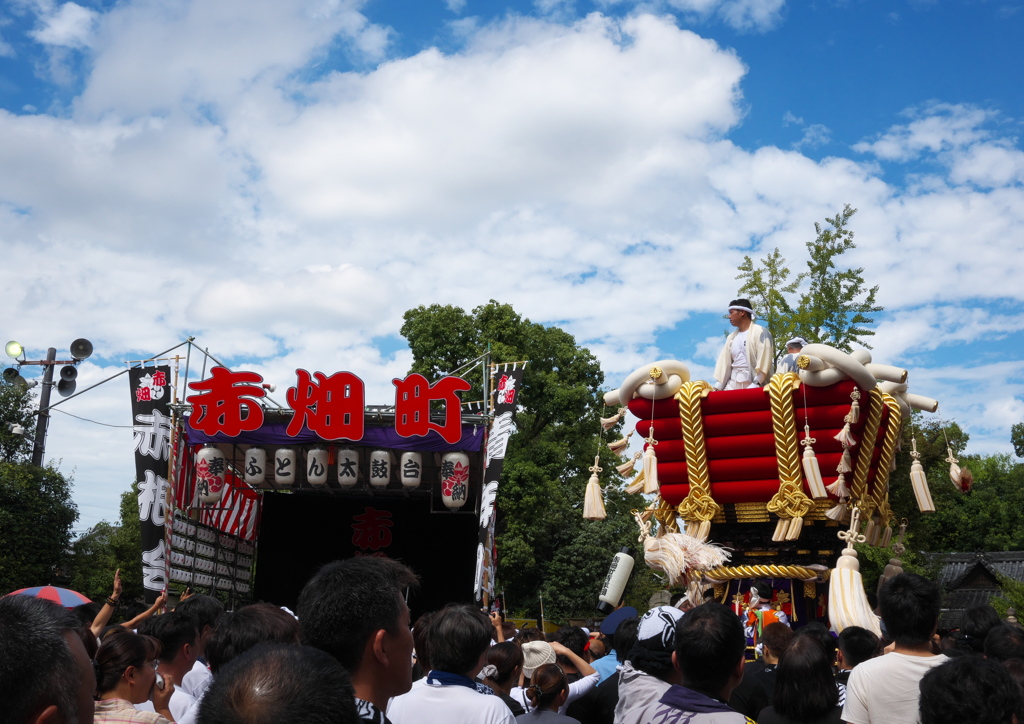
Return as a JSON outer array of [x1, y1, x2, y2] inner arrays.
[[95, 628, 176, 723]]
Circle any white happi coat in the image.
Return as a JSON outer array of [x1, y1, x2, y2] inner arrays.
[[714, 323, 774, 390]]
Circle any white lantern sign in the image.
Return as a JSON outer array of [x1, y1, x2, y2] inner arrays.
[[196, 445, 226, 504], [400, 451, 422, 489], [369, 450, 391, 488], [244, 447, 266, 486], [440, 451, 470, 509], [274, 448, 296, 485], [336, 448, 360, 487], [307, 447, 329, 487]]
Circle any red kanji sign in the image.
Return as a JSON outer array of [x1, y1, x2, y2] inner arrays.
[[352, 507, 393, 551], [392, 373, 471, 444], [187, 368, 266, 437], [286, 369, 365, 439]]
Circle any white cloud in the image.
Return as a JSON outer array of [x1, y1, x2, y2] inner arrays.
[[30, 2, 97, 48], [1, 6, 1022, 528], [853, 102, 995, 162]]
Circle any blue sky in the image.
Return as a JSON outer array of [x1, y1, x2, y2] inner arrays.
[[0, 0, 1021, 531]]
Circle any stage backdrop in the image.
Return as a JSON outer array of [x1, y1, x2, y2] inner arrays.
[[254, 493, 479, 615]]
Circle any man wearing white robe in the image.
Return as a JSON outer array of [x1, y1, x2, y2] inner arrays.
[[714, 299, 774, 390]]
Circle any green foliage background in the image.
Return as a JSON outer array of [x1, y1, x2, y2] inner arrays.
[[401, 300, 658, 621]]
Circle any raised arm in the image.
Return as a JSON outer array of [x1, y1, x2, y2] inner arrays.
[[123, 590, 168, 630], [89, 569, 122, 638]]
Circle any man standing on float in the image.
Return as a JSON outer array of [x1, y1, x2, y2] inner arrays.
[[714, 298, 775, 390]]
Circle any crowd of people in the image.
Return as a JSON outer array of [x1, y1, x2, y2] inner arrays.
[[3, 564, 1024, 724]]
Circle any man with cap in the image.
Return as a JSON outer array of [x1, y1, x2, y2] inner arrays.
[[715, 299, 775, 391], [776, 337, 807, 374], [615, 605, 685, 724], [592, 607, 638, 684]]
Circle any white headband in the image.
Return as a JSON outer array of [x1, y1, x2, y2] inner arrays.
[[728, 305, 755, 318]]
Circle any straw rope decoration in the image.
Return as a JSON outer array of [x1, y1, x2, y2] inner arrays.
[[766, 373, 815, 542], [675, 380, 719, 541]]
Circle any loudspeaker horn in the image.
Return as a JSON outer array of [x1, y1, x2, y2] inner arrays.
[[3, 368, 21, 384], [57, 378, 77, 397], [70, 338, 93, 361], [60, 365, 78, 381]]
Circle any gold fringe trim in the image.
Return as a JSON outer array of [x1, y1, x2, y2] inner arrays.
[[703, 564, 831, 583], [766, 373, 814, 538], [675, 381, 720, 526]]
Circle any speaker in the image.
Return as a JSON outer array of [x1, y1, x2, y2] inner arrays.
[[3, 367, 20, 383], [70, 338, 93, 361], [57, 378, 77, 397], [60, 365, 78, 381]]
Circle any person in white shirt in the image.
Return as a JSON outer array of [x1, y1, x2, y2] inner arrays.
[[714, 299, 775, 390], [776, 337, 807, 374], [388, 605, 515, 724], [135, 611, 200, 722], [842, 573, 948, 724]]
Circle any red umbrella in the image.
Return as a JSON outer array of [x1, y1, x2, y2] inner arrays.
[[7, 585, 92, 608]]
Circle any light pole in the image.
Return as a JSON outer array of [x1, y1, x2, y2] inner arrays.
[[5, 339, 93, 467]]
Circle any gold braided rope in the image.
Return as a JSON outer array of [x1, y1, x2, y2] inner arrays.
[[850, 388, 884, 515], [766, 373, 814, 523], [702, 564, 831, 583], [675, 380, 720, 524], [871, 393, 903, 526], [653, 496, 680, 533]]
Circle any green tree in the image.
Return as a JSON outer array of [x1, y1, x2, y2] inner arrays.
[[1011, 423, 1024, 458], [0, 462, 78, 593], [736, 205, 882, 354], [401, 301, 653, 621], [0, 376, 37, 463], [65, 484, 143, 602]]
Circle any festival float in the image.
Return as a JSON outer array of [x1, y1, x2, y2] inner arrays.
[[591, 344, 952, 634], [128, 354, 525, 613]]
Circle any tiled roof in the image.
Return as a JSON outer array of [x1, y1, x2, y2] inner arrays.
[[923, 552, 1024, 630]]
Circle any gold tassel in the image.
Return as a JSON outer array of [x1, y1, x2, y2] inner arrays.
[[583, 456, 606, 520], [608, 432, 632, 455], [801, 425, 828, 499], [616, 451, 641, 476], [642, 445, 659, 495], [910, 439, 935, 513], [864, 518, 880, 546]]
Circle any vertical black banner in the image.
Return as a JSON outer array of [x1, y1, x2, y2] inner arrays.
[[474, 363, 525, 605], [130, 366, 173, 604]]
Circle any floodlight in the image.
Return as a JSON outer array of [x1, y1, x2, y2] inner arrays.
[[5, 341, 23, 359]]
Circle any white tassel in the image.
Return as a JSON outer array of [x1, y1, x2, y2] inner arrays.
[[801, 426, 828, 499], [787, 517, 805, 540], [827, 473, 850, 498], [583, 456, 606, 520], [946, 447, 962, 488], [880, 526, 893, 548], [889, 456, 897, 473], [839, 447, 853, 473], [642, 445, 659, 494], [910, 441, 935, 512], [834, 423, 858, 448], [849, 388, 861, 424], [608, 433, 632, 455], [875, 521, 907, 596], [826, 500, 848, 521], [643, 531, 730, 587], [616, 451, 641, 476], [828, 508, 882, 635], [600, 408, 626, 430], [625, 470, 645, 495]]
